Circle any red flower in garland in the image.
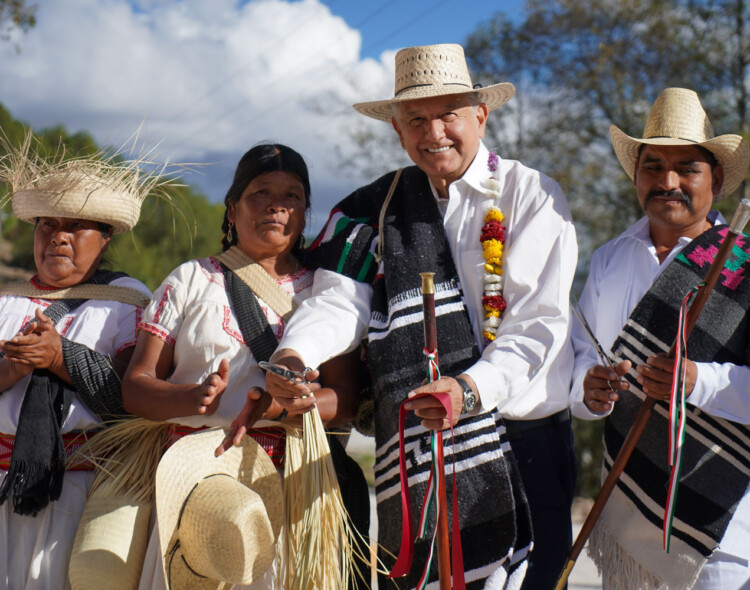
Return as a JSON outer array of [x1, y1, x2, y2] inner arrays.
[[481, 221, 506, 243], [482, 295, 507, 312]]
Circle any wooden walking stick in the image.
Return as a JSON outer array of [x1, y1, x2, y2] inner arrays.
[[420, 272, 452, 590], [555, 198, 750, 590]]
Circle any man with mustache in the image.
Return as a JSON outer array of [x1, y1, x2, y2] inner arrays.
[[570, 88, 750, 589]]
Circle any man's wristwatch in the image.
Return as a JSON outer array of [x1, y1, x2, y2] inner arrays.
[[455, 376, 476, 414]]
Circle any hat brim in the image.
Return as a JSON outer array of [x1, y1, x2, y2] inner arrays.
[[610, 125, 750, 198], [155, 428, 283, 588], [353, 82, 516, 122], [12, 188, 140, 234]]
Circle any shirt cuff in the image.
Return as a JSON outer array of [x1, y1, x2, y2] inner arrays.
[[686, 361, 717, 411], [462, 359, 502, 412]]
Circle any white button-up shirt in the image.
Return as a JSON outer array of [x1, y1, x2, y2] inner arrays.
[[280, 141, 578, 420], [570, 211, 750, 423], [570, 212, 750, 583]]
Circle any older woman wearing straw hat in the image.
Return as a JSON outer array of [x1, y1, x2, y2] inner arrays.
[[570, 87, 750, 589], [0, 135, 157, 589], [120, 143, 368, 590]]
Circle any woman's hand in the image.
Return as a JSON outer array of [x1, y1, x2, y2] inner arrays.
[[215, 386, 272, 456], [264, 351, 319, 416], [193, 358, 229, 415], [1, 308, 68, 379]]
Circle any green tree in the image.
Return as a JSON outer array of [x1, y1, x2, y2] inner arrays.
[[1, 0, 36, 42], [465, 0, 750, 498], [0, 103, 225, 291]]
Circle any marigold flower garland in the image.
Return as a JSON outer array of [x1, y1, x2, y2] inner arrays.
[[480, 151, 507, 343]]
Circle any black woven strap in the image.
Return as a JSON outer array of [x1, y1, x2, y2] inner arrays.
[[222, 266, 279, 362]]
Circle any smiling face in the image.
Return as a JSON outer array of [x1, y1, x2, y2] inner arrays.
[[33, 217, 111, 288], [391, 94, 488, 196], [227, 170, 307, 261], [634, 144, 724, 239]]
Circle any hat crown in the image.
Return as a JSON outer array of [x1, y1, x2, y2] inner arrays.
[[643, 87, 715, 144], [393, 44, 473, 97], [178, 474, 274, 584]]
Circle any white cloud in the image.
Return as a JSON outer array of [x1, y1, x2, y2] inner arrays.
[[0, 0, 400, 230]]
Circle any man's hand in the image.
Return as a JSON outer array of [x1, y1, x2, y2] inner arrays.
[[405, 376, 468, 430], [265, 349, 318, 415], [215, 386, 272, 456], [583, 360, 632, 414], [636, 354, 696, 402], [1, 308, 64, 372], [193, 358, 229, 415]]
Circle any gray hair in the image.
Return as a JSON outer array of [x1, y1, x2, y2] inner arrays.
[[390, 92, 483, 118]]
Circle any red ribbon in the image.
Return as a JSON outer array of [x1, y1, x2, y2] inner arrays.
[[388, 390, 466, 589]]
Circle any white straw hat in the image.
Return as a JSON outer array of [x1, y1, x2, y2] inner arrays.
[[156, 428, 283, 590], [1, 131, 178, 233], [68, 493, 152, 590], [353, 43, 515, 122], [610, 87, 750, 198]]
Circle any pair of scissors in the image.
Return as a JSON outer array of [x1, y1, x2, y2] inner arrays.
[[258, 361, 313, 383], [570, 294, 618, 391]]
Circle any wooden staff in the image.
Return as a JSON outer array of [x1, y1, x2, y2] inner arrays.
[[420, 272, 451, 590], [555, 198, 750, 590]]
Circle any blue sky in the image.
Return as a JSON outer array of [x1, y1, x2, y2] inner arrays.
[[1, 0, 527, 232], [316, 0, 525, 59]]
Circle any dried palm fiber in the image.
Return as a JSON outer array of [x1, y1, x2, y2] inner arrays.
[[0, 127, 186, 234], [283, 408, 376, 590], [67, 419, 171, 590]]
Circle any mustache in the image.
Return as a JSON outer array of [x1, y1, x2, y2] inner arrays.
[[645, 189, 694, 211]]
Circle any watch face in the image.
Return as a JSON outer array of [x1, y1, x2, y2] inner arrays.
[[464, 392, 476, 412]]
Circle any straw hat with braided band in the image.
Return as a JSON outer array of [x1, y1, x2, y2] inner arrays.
[[1, 132, 176, 233], [610, 87, 750, 198], [156, 428, 283, 589], [353, 43, 515, 122]]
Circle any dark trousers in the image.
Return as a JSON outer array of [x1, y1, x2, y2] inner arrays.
[[507, 412, 577, 590]]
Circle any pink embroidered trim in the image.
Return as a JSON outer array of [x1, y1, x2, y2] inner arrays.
[[201, 257, 226, 287], [59, 316, 74, 337], [222, 306, 246, 344], [138, 321, 176, 346], [151, 285, 172, 324]]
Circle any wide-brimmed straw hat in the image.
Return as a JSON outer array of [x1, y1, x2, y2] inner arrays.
[[610, 87, 750, 198], [1, 131, 177, 233], [353, 43, 515, 122], [156, 428, 283, 590]]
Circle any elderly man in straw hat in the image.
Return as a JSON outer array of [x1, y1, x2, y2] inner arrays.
[[0, 135, 157, 588], [267, 44, 578, 589], [570, 87, 750, 589]]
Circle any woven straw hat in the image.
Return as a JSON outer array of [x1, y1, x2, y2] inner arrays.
[[156, 428, 283, 589], [69, 494, 152, 590], [353, 43, 515, 122], [2, 131, 177, 233], [610, 87, 750, 198]]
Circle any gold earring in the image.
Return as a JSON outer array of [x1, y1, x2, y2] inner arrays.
[[227, 222, 234, 244]]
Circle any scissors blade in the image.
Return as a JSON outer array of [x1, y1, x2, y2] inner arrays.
[[570, 294, 615, 370]]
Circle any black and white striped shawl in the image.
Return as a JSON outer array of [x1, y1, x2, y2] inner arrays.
[[589, 225, 750, 589], [306, 166, 532, 589]]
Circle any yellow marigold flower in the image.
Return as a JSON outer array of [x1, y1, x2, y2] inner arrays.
[[489, 309, 500, 318], [484, 263, 494, 273], [482, 240, 504, 259], [485, 209, 504, 223], [482, 330, 496, 341], [494, 268, 504, 275]]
